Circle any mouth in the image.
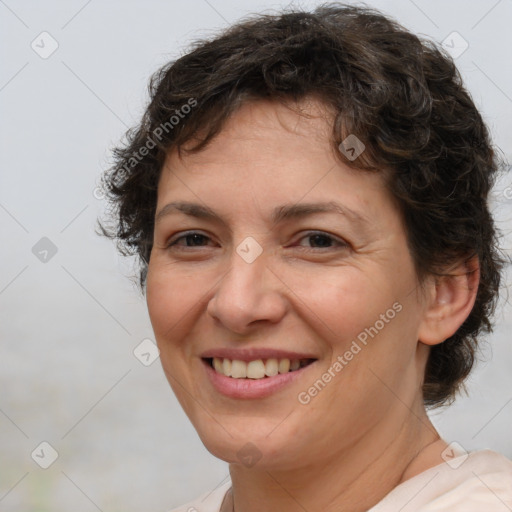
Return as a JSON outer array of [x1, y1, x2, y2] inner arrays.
[[203, 357, 316, 379], [200, 348, 319, 399]]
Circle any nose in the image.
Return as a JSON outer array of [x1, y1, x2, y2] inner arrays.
[[206, 246, 288, 335]]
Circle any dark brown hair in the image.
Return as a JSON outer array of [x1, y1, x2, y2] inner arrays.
[[98, 3, 505, 407]]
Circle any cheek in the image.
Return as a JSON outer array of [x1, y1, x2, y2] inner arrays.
[[146, 264, 202, 344], [292, 267, 390, 346], [146, 266, 205, 407], [303, 264, 418, 366]]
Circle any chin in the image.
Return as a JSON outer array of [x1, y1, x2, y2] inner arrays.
[[193, 416, 305, 471]]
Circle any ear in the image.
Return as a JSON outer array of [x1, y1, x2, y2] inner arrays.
[[418, 256, 480, 346]]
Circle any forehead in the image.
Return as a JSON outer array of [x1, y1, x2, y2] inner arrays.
[[172, 97, 336, 166], [156, 98, 393, 227], [162, 97, 377, 182]]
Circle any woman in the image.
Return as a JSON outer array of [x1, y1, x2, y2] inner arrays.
[[99, 3, 512, 511]]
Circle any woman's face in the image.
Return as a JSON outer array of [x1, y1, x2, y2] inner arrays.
[[146, 99, 431, 470]]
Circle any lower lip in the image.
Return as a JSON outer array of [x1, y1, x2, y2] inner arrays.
[[202, 359, 316, 399]]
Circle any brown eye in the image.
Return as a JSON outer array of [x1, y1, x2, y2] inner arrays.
[[167, 231, 213, 248], [305, 234, 334, 248], [295, 231, 348, 250]]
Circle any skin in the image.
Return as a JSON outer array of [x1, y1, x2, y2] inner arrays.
[[146, 98, 479, 512]]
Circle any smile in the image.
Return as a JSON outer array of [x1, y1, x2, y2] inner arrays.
[[201, 354, 318, 399], [206, 357, 315, 379]]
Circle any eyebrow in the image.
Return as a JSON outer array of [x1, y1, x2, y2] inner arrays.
[[155, 200, 371, 229]]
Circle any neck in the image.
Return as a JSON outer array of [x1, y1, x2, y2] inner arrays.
[[224, 402, 446, 512]]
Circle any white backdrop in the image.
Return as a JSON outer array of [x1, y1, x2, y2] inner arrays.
[[1, 1, 511, 511]]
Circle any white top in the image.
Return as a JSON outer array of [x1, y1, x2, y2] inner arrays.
[[168, 450, 512, 512]]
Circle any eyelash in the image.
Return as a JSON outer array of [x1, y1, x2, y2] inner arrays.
[[165, 230, 348, 251]]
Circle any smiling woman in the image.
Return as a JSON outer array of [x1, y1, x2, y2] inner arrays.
[[98, 3, 512, 511]]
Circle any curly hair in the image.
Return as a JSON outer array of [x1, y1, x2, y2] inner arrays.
[[98, 3, 505, 407]]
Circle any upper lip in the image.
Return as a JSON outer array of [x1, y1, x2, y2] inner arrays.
[[200, 348, 318, 362]]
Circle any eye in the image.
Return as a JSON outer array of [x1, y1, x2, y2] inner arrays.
[[293, 231, 348, 250], [165, 230, 348, 251], [166, 231, 214, 249]]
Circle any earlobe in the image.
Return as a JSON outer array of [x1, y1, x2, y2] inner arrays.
[[418, 256, 480, 346]]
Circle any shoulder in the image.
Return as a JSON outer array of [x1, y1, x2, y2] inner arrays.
[[370, 449, 512, 512], [167, 480, 232, 512]]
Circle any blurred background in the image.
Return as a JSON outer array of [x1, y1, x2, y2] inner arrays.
[[1, 0, 511, 510]]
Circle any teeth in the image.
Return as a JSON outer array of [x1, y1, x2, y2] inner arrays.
[[213, 357, 223, 373], [231, 360, 247, 378], [222, 358, 232, 377], [278, 358, 290, 373], [209, 357, 312, 379], [265, 358, 279, 377], [290, 359, 300, 371], [247, 360, 265, 379]]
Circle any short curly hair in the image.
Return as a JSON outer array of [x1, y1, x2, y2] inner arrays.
[[98, 3, 505, 407]]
